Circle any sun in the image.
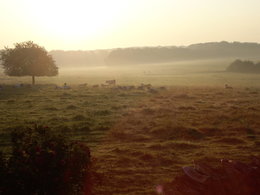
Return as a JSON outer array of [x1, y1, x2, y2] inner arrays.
[[27, 0, 128, 44]]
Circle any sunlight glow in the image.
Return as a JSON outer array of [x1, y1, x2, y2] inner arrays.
[[25, 0, 128, 44], [1, 0, 260, 50]]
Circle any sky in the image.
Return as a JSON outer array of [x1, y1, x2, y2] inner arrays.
[[1, 0, 260, 51]]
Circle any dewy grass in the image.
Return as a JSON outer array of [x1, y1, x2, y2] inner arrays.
[[0, 85, 149, 145], [0, 65, 260, 194]]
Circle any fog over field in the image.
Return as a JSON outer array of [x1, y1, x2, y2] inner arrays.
[[1, 0, 260, 194], [49, 42, 260, 67]]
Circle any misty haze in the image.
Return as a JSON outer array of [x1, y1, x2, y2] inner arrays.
[[0, 0, 260, 194]]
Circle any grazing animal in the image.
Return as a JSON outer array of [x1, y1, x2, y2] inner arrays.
[[117, 86, 131, 90], [137, 85, 145, 90], [63, 83, 71, 89], [148, 88, 158, 94], [141, 83, 152, 89], [55, 83, 71, 89], [55, 85, 62, 89], [14, 83, 23, 88], [92, 84, 99, 88], [105, 80, 116, 85], [159, 86, 166, 90], [137, 83, 152, 90], [78, 83, 88, 87], [126, 85, 135, 90], [101, 84, 109, 87], [225, 84, 233, 89], [113, 85, 135, 91]]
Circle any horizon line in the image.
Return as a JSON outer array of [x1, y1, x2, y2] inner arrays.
[[48, 41, 260, 52]]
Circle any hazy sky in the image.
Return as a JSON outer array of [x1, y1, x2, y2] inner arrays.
[[1, 0, 260, 50]]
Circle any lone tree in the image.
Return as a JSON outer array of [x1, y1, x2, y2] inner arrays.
[[0, 41, 58, 85]]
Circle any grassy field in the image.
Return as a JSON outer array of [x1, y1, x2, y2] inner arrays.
[[1, 58, 260, 87], [0, 60, 260, 194]]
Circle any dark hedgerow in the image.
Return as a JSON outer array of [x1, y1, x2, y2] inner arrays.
[[0, 125, 91, 195]]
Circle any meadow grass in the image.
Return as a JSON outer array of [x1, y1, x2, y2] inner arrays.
[[0, 86, 149, 150], [1, 59, 260, 87], [0, 60, 260, 194]]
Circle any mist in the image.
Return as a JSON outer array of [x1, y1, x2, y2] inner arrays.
[[1, 1, 260, 194]]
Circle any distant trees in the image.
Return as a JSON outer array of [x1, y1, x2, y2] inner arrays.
[[0, 41, 58, 85], [105, 42, 260, 66], [226, 59, 260, 73], [49, 50, 109, 67]]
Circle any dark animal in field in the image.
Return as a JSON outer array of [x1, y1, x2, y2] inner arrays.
[[127, 85, 135, 90], [225, 84, 233, 89], [159, 86, 166, 90], [78, 83, 88, 87], [148, 88, 158, 94], [55, 83, 71, 89], [55, 85, 62, 89], [116, 85, 135, 91], [117, 86, 125, 90], [14, 83, 23, 88], [137, 83, 152, 90], [137, 85, 145, 90], [14, 83, 31, 88], [141, 83, 152, 89], [63, 83, 71, 89], [101, 84, 109, 87], [105, 80, 116, 85], [92, 84, 99, 88]]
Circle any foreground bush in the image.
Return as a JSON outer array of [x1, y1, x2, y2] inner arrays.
[[0, 125, 91, 195]]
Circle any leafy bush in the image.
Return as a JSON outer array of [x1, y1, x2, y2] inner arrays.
[[0, 125, 91, 195], [227, 59, 260, 73]]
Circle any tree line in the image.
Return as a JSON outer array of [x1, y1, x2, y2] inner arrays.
[[19, 41, 260, 67], [226, 59, 260, 73], [105, 42, 260, 65]]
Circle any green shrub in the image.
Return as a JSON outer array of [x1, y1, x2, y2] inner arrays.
[[0, 125, 91, 195]]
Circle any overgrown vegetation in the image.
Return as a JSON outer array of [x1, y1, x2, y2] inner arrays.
[[0, 125, 91, 195]]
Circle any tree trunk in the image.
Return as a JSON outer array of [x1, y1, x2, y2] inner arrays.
[[32, 75, 35, 85]]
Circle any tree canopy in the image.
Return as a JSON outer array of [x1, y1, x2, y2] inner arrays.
[[226, 59, 260, 73], [0, 41, 58, 84], [105, 42, 260, 66]]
